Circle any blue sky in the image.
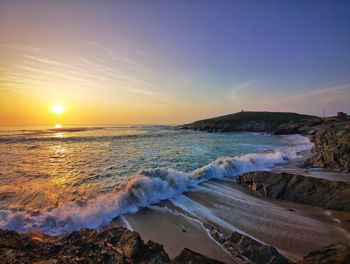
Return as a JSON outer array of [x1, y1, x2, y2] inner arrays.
[[0, 0, 350, 124]]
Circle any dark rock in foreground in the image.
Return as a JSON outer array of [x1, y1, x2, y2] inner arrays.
[[203, 222, 289, 263], [298, 243, 350, 264], [0, 227, 221, 264], [179, 111, 320, 134], [305, 121, 350, 172], [236, 171, 350, 212], [1, 224, 349, 264], [229, 232, 289, 264], [172, 248, 224, 264]]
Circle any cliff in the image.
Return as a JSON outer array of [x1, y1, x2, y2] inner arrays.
[[305, 121, 350, 172], [179, 111, 320, 134], [236, 171, 350, 212]]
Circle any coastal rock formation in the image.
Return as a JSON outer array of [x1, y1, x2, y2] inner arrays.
[[1, 226, 349, 264], [0, 227, 222, 264], [297, 243, 350, 264], [305, 121, 350, 172], [203, 223, 289, 264], [172, 248, 224, 264], [229, 232, 290, 264], [236, 171, 350, 212], [179, 111, 320, 134]]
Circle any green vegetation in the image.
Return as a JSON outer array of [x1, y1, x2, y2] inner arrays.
[[180, 111, 321, 134], [194, 111, 318, 124]]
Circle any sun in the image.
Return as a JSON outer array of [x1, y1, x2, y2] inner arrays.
[[51, 104, 65, 115]]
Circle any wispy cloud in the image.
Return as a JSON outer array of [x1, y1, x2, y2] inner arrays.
[[23, 54, 70, 68], [230, 79, 259, 101], [0, 43, 41, 53], [1, 42, 167, 103], [81, 40, 113, 56]]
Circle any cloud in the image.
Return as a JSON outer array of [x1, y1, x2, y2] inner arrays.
[[0, 44, 41, 53], [230, 79, 259, 101], [81, 40, 113, 56], [23, 54, 70, 68]]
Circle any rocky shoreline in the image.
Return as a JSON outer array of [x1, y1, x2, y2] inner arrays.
[[0, 227, 223, 264], [181, 111, 350, 173], [236, 171, 350, 212], [305, 121, 350, 172], [1, 225, 350, 264]]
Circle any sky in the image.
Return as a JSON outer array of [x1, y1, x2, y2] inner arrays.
[[0, 0, 350, 125]]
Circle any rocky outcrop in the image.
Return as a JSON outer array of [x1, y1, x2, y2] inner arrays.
[[203, 223, 289, 264], [179, 111, 320, 134], [172, 248, 224, 264], [236, 171, 350, 212], [305, 121, 350, 172], [297, 243, 350, 264], [229, 232, 290, 264], [0, 227, 221, 264]]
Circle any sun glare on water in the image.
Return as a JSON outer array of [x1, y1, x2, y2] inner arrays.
[[55, 123, 62, 129], [51, 104, 65, 115]]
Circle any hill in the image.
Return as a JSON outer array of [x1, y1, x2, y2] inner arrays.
[[179, 111, 321, 134]]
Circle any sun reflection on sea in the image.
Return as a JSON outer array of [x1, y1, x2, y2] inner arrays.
[[53, 132, 64, 138], [53, 124, 64, 138]]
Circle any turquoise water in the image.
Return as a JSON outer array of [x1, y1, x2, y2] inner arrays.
[[0, 125, 312, 234]]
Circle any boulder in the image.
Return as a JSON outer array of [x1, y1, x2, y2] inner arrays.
[[230, 232, 290, 264], [171, 248, 224, 264], [0, 227, 230, 264], [305, 121, 350, 172], [236, 171, 350, 212], [297, 243, 350, 264]]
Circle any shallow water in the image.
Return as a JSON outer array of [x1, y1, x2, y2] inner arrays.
[[0, 125, 313, 235]]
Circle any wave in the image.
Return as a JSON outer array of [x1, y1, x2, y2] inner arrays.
[[0, 129, 186, 143], [0, 136, 313, 235]]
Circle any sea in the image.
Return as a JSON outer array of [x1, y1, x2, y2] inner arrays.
[[0, 125, 313, 236]]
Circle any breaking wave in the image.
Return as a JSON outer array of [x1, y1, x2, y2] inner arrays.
[[0, 136, 313, 235]]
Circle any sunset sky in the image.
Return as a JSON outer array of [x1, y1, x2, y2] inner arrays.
[[0, 0, 350, 125]]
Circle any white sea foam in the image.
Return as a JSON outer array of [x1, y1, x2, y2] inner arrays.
[[0, 135, 313, 235]]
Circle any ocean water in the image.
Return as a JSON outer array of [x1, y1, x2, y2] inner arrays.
[[0, 125, 313, 235]]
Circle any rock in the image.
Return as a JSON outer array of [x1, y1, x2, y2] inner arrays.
[[171, 248, 224, 264], [230, 232, 289, 264], [297, 243, 350, 264], [0, 227, 168, 264], [0, 227, 229, 264], [236, 171, 350, 212], [203, 222, 289, 263], [305, 121, 350, 172]]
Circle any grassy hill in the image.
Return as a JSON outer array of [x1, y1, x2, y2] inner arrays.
[[180, 111, 321, 134]]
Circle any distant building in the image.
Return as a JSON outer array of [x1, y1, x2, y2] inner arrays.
[[337, 112, 347, 118]]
